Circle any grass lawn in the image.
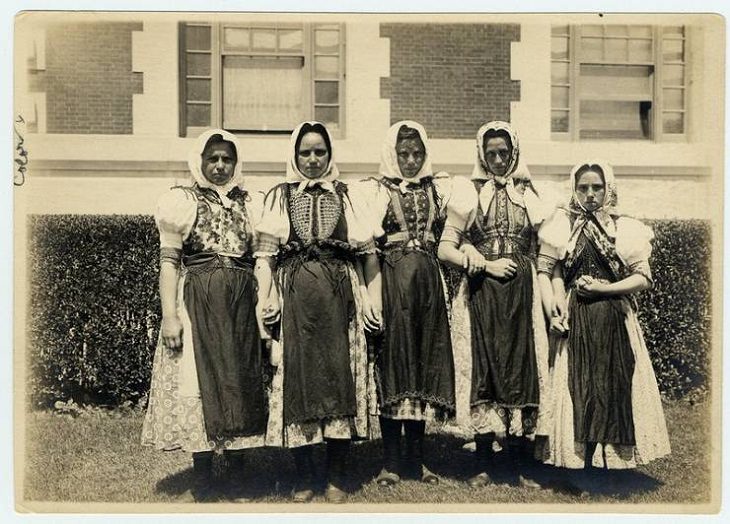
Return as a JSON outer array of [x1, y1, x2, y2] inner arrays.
[[21, 400, 711, 508]]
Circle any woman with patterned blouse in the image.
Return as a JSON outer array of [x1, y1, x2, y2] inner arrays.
[[536, 160, 670, 483], [438, 121, 551, 489], [254, 122, 375, 503], [141, 130, 268, 501]]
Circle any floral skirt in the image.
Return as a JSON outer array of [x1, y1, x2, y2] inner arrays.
[[445, 264, 550, 440], [141, 271, 268, 453]]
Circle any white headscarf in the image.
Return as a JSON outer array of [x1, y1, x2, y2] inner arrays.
[[378, 120, 437, 193], [285, 121, 340, 193], [187, 129, 245, 209], [470, 121, 545, 226]]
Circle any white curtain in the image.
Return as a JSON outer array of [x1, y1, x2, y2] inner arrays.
[[223, 58, 304, 131]]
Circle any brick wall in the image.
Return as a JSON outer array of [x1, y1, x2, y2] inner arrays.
[[380, 23, 521, 139], [28, 22, 143, 134]]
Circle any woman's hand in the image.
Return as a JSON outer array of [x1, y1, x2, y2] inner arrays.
[[257, 295, 281, 330], [161, 315, 184, 351], [485, 258, 518, 279], [551, 295, 568, 321], [575, 275, 608, 298], [361, 290, 383, 333], [549, 315, 568, 336], [460, 244, 488, 276]]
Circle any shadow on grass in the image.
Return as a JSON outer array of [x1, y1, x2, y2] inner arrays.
[[153, 433, 664, 502]]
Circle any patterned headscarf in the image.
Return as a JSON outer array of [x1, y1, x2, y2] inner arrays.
[[187, 129, 245, 208], [564, 160, 623, 267], [286, 121, 340, 193]]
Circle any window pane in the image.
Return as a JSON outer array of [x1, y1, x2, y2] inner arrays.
[[663, 88, 684, 110], [663, 39, 684, 62], [252, 29, 276, 52], [629, 25, 652, 38], [185, 25, 211, 51], [551, 86, 570, 109], [579, 64, 653, 100], [551, 110, 570, 132], [315, 30, 340, 53], [582, 25, 603, 37], [223, 28, 250, 51], [551, 25, 569, 36], [580, 37, 603, 61], [662, 112, 684, 134], [278, 29, 303, 51], [663, 26, 684, 37], [186, 103, 211, 127], [663, 64, 685, 86], [222, 56, 304, 130], [315, 56, 339, 79], [315, 81, 339, 104], [605, 25, 628, 37], [187, 53, 211, 76], [629, 38, 653, 62], [605, 38, 628, 62], [551, 37, 569, 60], [186, 79, 211, 101], [580, 100, 652, 139], [551, 61, 570, 84], [315, 105, 339, 125]]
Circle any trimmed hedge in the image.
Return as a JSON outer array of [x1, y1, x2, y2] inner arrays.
[[26, 215, 711, 407]]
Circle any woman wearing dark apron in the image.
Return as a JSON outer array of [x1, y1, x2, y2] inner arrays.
[[255, 122, 375, 503], [142, 130, 268, 502]]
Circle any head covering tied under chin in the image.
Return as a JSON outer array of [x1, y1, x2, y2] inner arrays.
[[188, 129, 245, 208], [564, 159, 620, 246], [378, 120, 441, 193], [286, 121, 340, 193], [470, 120, 545, 226]]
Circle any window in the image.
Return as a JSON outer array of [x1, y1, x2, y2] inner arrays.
[[550, 24, 688, 140], [179, 22, 345, 137]]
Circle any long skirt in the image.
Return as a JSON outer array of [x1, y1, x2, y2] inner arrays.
[[265, 258, 375, 448], [538, 291, 671, 469], [446, 261, 550, 439], [374, 248, 455, 421], [141, 255, 268, 452]]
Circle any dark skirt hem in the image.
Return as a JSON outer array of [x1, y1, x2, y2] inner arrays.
[[470, 399, 540, 410], [380, 392, 455, 414]]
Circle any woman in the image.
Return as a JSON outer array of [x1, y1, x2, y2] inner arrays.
[[254, 121, 374, 503], [358, 121, 465, 486], [141, 129, 268, 502], [438, 121, 550, 488], [536, 160, 670, 479]]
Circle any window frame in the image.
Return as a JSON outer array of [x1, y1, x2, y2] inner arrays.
[[550, 24, 689, 142], [178, 21, 346, 138]]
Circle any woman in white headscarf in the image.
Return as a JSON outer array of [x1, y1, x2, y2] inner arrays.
[[438, 121, 551, 489], [254, 122, 375, 503], [141, 129, 268, 501], [535, 160, 670, 481], [357, 121, 472, 486]]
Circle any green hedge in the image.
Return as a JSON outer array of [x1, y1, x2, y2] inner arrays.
[[26, 215, 711, 407]]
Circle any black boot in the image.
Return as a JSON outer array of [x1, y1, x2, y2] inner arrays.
[[467, 433, 495, 487], [191, 451, 215, 502], [376, 417, 402, 486], [512, 437, 543, 489], [291, 446, 315, 502], [325, 439, 350, 503], [404, 420, 437, 483]]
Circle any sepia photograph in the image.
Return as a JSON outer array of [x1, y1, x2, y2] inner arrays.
[[9, 4, 726, 520]]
